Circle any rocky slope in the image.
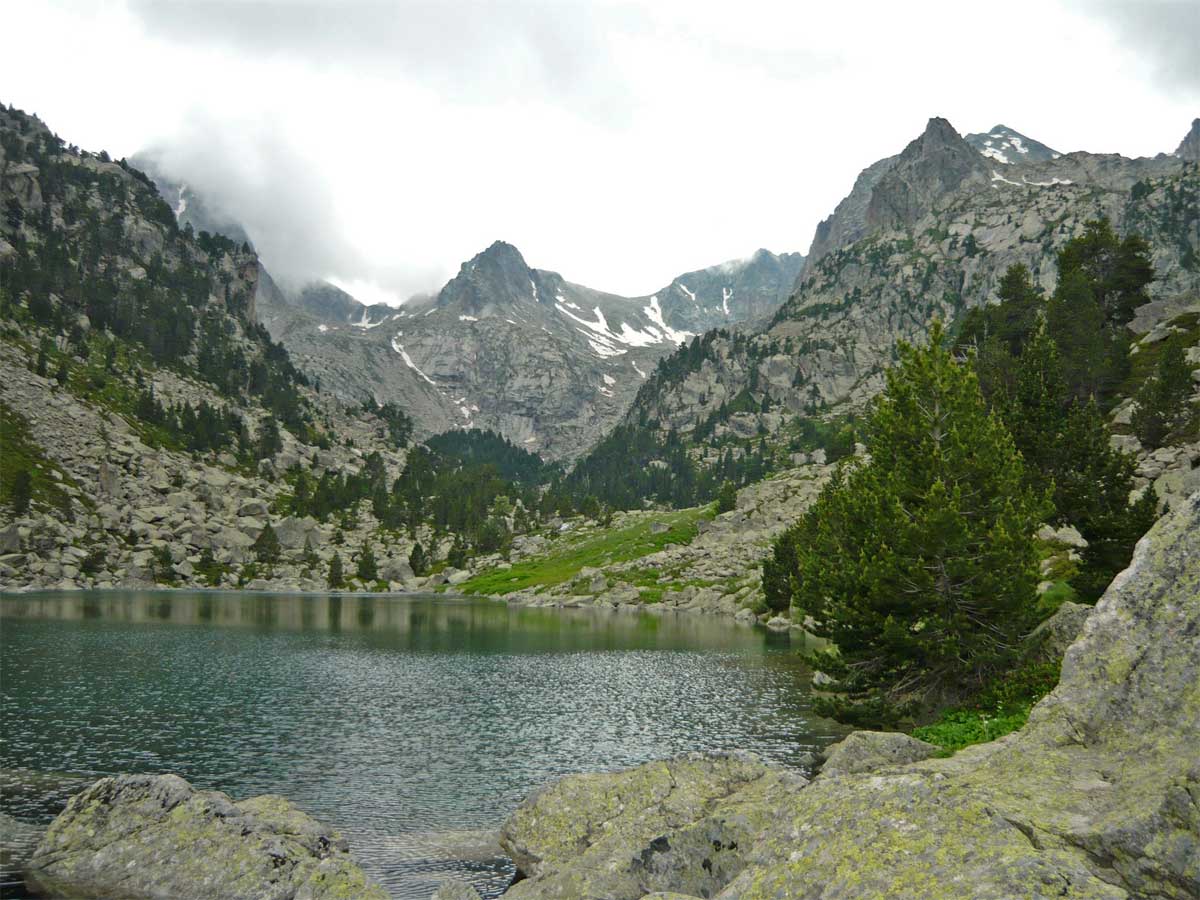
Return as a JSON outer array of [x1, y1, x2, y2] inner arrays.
[[489, 460, 834, 619], [621, 116, 1199, 452], [498, 489, 1200, 899], [255, 242, 803, 460], [0, 105, 500, 595]]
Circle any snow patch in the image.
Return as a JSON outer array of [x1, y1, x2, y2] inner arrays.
[[722, 287, 732, 316], [391, 336, 437, 385], [678, 283, 697, 303], [459, 314, 479, 322], [981, 146, 1010, 164], [555, 293, 581, 310], [632, 362, 648, 379], [317, 324, 329, 333], [174, 184, 188, 219], [602, 374, 616, 386], [644, 296, 692, 344], [353, 309, 384, 329], [530, 279, 539, 303]]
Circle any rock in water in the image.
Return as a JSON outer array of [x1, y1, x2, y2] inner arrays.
[[502, 492, 1200, 899], [24, 774, 387, 899]]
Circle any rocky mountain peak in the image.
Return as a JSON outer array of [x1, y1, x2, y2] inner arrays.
[[437, 240, 544, 314], [864, 117, 985, 233], [965, 124, 1060, 164], [1176, 118, 1200, 161]]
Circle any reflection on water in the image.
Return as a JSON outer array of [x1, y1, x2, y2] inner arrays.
[[1, 591, 844, 899]]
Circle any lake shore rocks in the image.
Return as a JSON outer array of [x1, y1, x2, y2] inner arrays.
[[24, 774, 387, 900], [499, 490, 1200, 899]]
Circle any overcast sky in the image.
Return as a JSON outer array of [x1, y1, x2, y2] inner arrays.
[[3, 1, 1197, 304]]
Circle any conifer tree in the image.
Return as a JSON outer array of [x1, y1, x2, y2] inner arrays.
[[408, 542, 427, 576], [10, 468, 32, 515], [253, 522, 281, 565], [327, 552, 344, 589], [716, 480, 737, 513], [786, 323, 1046, 723], [1132, 337, 1194, 448], [356, 543, 378, 582]]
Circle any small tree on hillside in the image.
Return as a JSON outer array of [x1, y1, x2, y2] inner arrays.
[[327, 552, 344, 589], [1132, 337, 1194, 448], [408, 542, 428, 576], [356, 543, 378, 582], [253, 522, 281, 565], [9, 468, 32, 515], [786, 323, 1047, 724], [716, 480, 737, 513]]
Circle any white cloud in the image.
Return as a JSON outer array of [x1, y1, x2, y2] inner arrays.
[[2, 0, 1195, 302]]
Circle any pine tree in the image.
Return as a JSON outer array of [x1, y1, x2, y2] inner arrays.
[[786, 323, 1046, 723], [408, 542, 427, 576], [10, 468, 32, 515], [253, 522, 281, 564], [716, 480, 737, 513], [356, 543, 378, 581], [327, 552, 344, 589], [1132, 336, 1194, 448]]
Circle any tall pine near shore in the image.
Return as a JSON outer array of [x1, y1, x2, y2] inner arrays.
[[790, 323, 1047, 725]]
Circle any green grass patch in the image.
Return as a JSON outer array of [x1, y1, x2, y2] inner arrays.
[[0, 400, 75, 518], [912, 660, 1061, 754], [1037, 580, 1079, 617], [457, 506, 713, 596]]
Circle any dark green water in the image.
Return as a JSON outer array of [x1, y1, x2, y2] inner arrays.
[[0, 591, 843, 898]]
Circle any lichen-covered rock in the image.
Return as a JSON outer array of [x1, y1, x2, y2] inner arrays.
[[24, 774, 387, 899], [817, 730, 938, 778], [502, 492, 1200, 899], [500, 752, 806, 900], [1023, 599, 1091, 665], [430, 879, 483, 899]]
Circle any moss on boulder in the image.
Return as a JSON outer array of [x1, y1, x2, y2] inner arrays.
[[24, 774, 387, 899]]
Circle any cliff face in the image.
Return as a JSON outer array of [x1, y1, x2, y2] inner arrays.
[[622, 118, 1200, 442], [500, 490, 1200, 899]]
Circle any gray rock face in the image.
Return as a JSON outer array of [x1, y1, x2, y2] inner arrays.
[[1024, 599, 1092, 665], [1176, 118, 1200, 161], [816, 730, 938, 778], [500, 492, 1200, 899], [24, 774, 387, 899], [865, 116, 988, 234]]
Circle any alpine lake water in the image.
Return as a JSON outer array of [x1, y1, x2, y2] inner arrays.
[[0, 590, 846, 898]]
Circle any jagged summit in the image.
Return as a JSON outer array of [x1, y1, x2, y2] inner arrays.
[[965, 125, 1060, 165], [437, 240, 545, 314], [864, 117, 985, 233], [1176, 118, 1200, 161]]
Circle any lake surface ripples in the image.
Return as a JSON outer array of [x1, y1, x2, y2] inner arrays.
[[0, 591, 844, 898]]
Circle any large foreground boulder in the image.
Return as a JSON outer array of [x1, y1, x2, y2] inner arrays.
[[500, 752, 806, 899], [501, 491, 1200, 899], [24, 774, 387, 899]]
